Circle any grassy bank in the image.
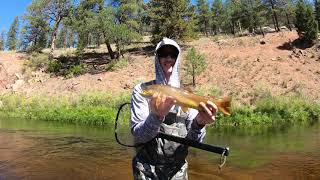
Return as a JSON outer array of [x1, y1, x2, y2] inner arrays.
[[0, 91, 131, 126], [0, 92, 319, 129]]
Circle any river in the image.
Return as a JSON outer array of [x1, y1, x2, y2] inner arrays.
[[0, 117, 319, 179]]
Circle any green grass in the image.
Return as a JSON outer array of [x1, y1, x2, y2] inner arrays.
[[215, 95, 320, 130], [0, 92, 319, 129], [0, 91, 131, 126]]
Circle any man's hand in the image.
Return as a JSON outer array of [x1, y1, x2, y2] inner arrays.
[[195, 101, 218, 126], [150, 92, 175, 120]]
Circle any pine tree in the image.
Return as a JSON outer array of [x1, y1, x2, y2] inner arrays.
[[196, 0, 210, 36], [7, 17, 19, 51], [295, 0, 318, 44], [148, 0, 196, 43], [20, 9, 49, 52], [315, 0, 320, 31], [248, 0, 267, 35], [262, 0, 280, 32], [185, 47, 206, 87], [211, 0, 223, 35], [112, 0, 142, 56], [56, 24, 68, 48], [0, 30, 6, 51], [114, 0, 140, 31], [304, 5, 318, 43]]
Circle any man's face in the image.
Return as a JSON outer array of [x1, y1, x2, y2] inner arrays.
[[157, 46, 178, 76]]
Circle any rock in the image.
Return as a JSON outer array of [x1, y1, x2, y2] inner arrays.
[[216, 40, 227, 46], [12, 80, 25, 91], [123, 83, 131, 90], [72, 82, 80, 86], [97, 77, 103, 81], [276, 56, 282, 61], [280, 26, 289, 31], [15, 73, 22, 80], [261, 26, 275, 33]]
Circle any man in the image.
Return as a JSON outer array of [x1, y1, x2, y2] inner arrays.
[[130, 37, 218, 179]]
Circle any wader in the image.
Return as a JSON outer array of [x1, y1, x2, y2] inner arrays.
[[132, 106, 189, 180]]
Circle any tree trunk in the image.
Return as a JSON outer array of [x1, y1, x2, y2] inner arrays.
[[50, 16, 61, 59], [260, 26, 265, 38], [102, 31, 115, 59], [285, 12, 292, 31], [205, 19, 208, 36], [192, 65, 196, 87], [238, 21, 243, 35], [269, 0, 279, 32]]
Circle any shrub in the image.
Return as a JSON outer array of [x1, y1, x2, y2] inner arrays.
[[106, 58, 129, 71], [24, 52, 50, 70]]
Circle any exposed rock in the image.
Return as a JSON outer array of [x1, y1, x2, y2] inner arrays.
[[15, 73, 22, 80], [12, 80, 25, 91]]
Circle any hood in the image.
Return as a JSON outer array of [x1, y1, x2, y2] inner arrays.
[[155, 38, 181, 88]]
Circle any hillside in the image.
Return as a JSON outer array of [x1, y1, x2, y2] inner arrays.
[[0, 31, 319, 105]]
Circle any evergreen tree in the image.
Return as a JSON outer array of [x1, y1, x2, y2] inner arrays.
[[242, 0, 267, 34], [148, 0, 196, 43], [279, 0, 295, 31], [112, 0, 142, 56], [304, 5, 318, 43], [137, 0, 149, 34], [25, 0, 72, 56], [20, 14, 49, 52], [211, 0, 223, 35], [0, 29, 6, 51], [263, 0, 280, 32], [196, 0, 210, 36], [185, 47, 206, 87], [316, 0, 320, 30], [56, 24, 68, 48], [7, 17, 19, 50], [66, 0, 105, 58], [229, 0, 243, 35], [114, 0, 140, 31], [295, 0, 318, 44]]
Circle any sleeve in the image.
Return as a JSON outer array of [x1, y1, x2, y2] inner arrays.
[[185, 108, 206, 142], [130, 83, 163, 144]]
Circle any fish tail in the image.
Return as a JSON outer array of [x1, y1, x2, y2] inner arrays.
[[215, 97, 232, 115]]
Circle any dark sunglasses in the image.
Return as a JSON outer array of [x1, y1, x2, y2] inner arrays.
[[158, 52, 178, 60]]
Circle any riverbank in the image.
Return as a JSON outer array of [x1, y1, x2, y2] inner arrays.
[[0, 31, 320, 131], [1, 91, 319, 133]]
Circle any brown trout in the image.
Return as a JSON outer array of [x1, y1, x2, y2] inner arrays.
[[140, 84, 231, 115]]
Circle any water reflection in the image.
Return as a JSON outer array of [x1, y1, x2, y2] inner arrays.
[[0, 117, 319, 179]]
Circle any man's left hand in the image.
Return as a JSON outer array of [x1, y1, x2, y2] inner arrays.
[[195, 101, 218, 126]]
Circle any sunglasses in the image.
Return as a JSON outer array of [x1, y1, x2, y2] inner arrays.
[[158, 52, 178, 60]]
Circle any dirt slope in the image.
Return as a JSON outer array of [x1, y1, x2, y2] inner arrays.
[[0, 31, 319, 104]]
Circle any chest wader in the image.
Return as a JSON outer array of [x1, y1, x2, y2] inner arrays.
[[132, 106, 189, 180]]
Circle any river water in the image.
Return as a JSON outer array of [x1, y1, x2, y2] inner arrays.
[[0, 117, 319, 179]]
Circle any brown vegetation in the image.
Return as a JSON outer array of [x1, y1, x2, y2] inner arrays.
[[0, 31, 319, 105]]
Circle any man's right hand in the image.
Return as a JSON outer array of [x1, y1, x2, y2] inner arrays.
[[150, 92, 175, 120]]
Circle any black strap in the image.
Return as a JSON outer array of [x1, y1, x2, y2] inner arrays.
[[157, 132, 229, 156]]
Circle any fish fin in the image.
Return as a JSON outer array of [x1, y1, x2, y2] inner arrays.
[[214, 96, 232, 116], [181, 106, 189, 113], [183, 86, 195, 93]]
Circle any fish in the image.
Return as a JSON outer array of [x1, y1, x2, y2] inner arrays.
[[140, 84, 231, 115]]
